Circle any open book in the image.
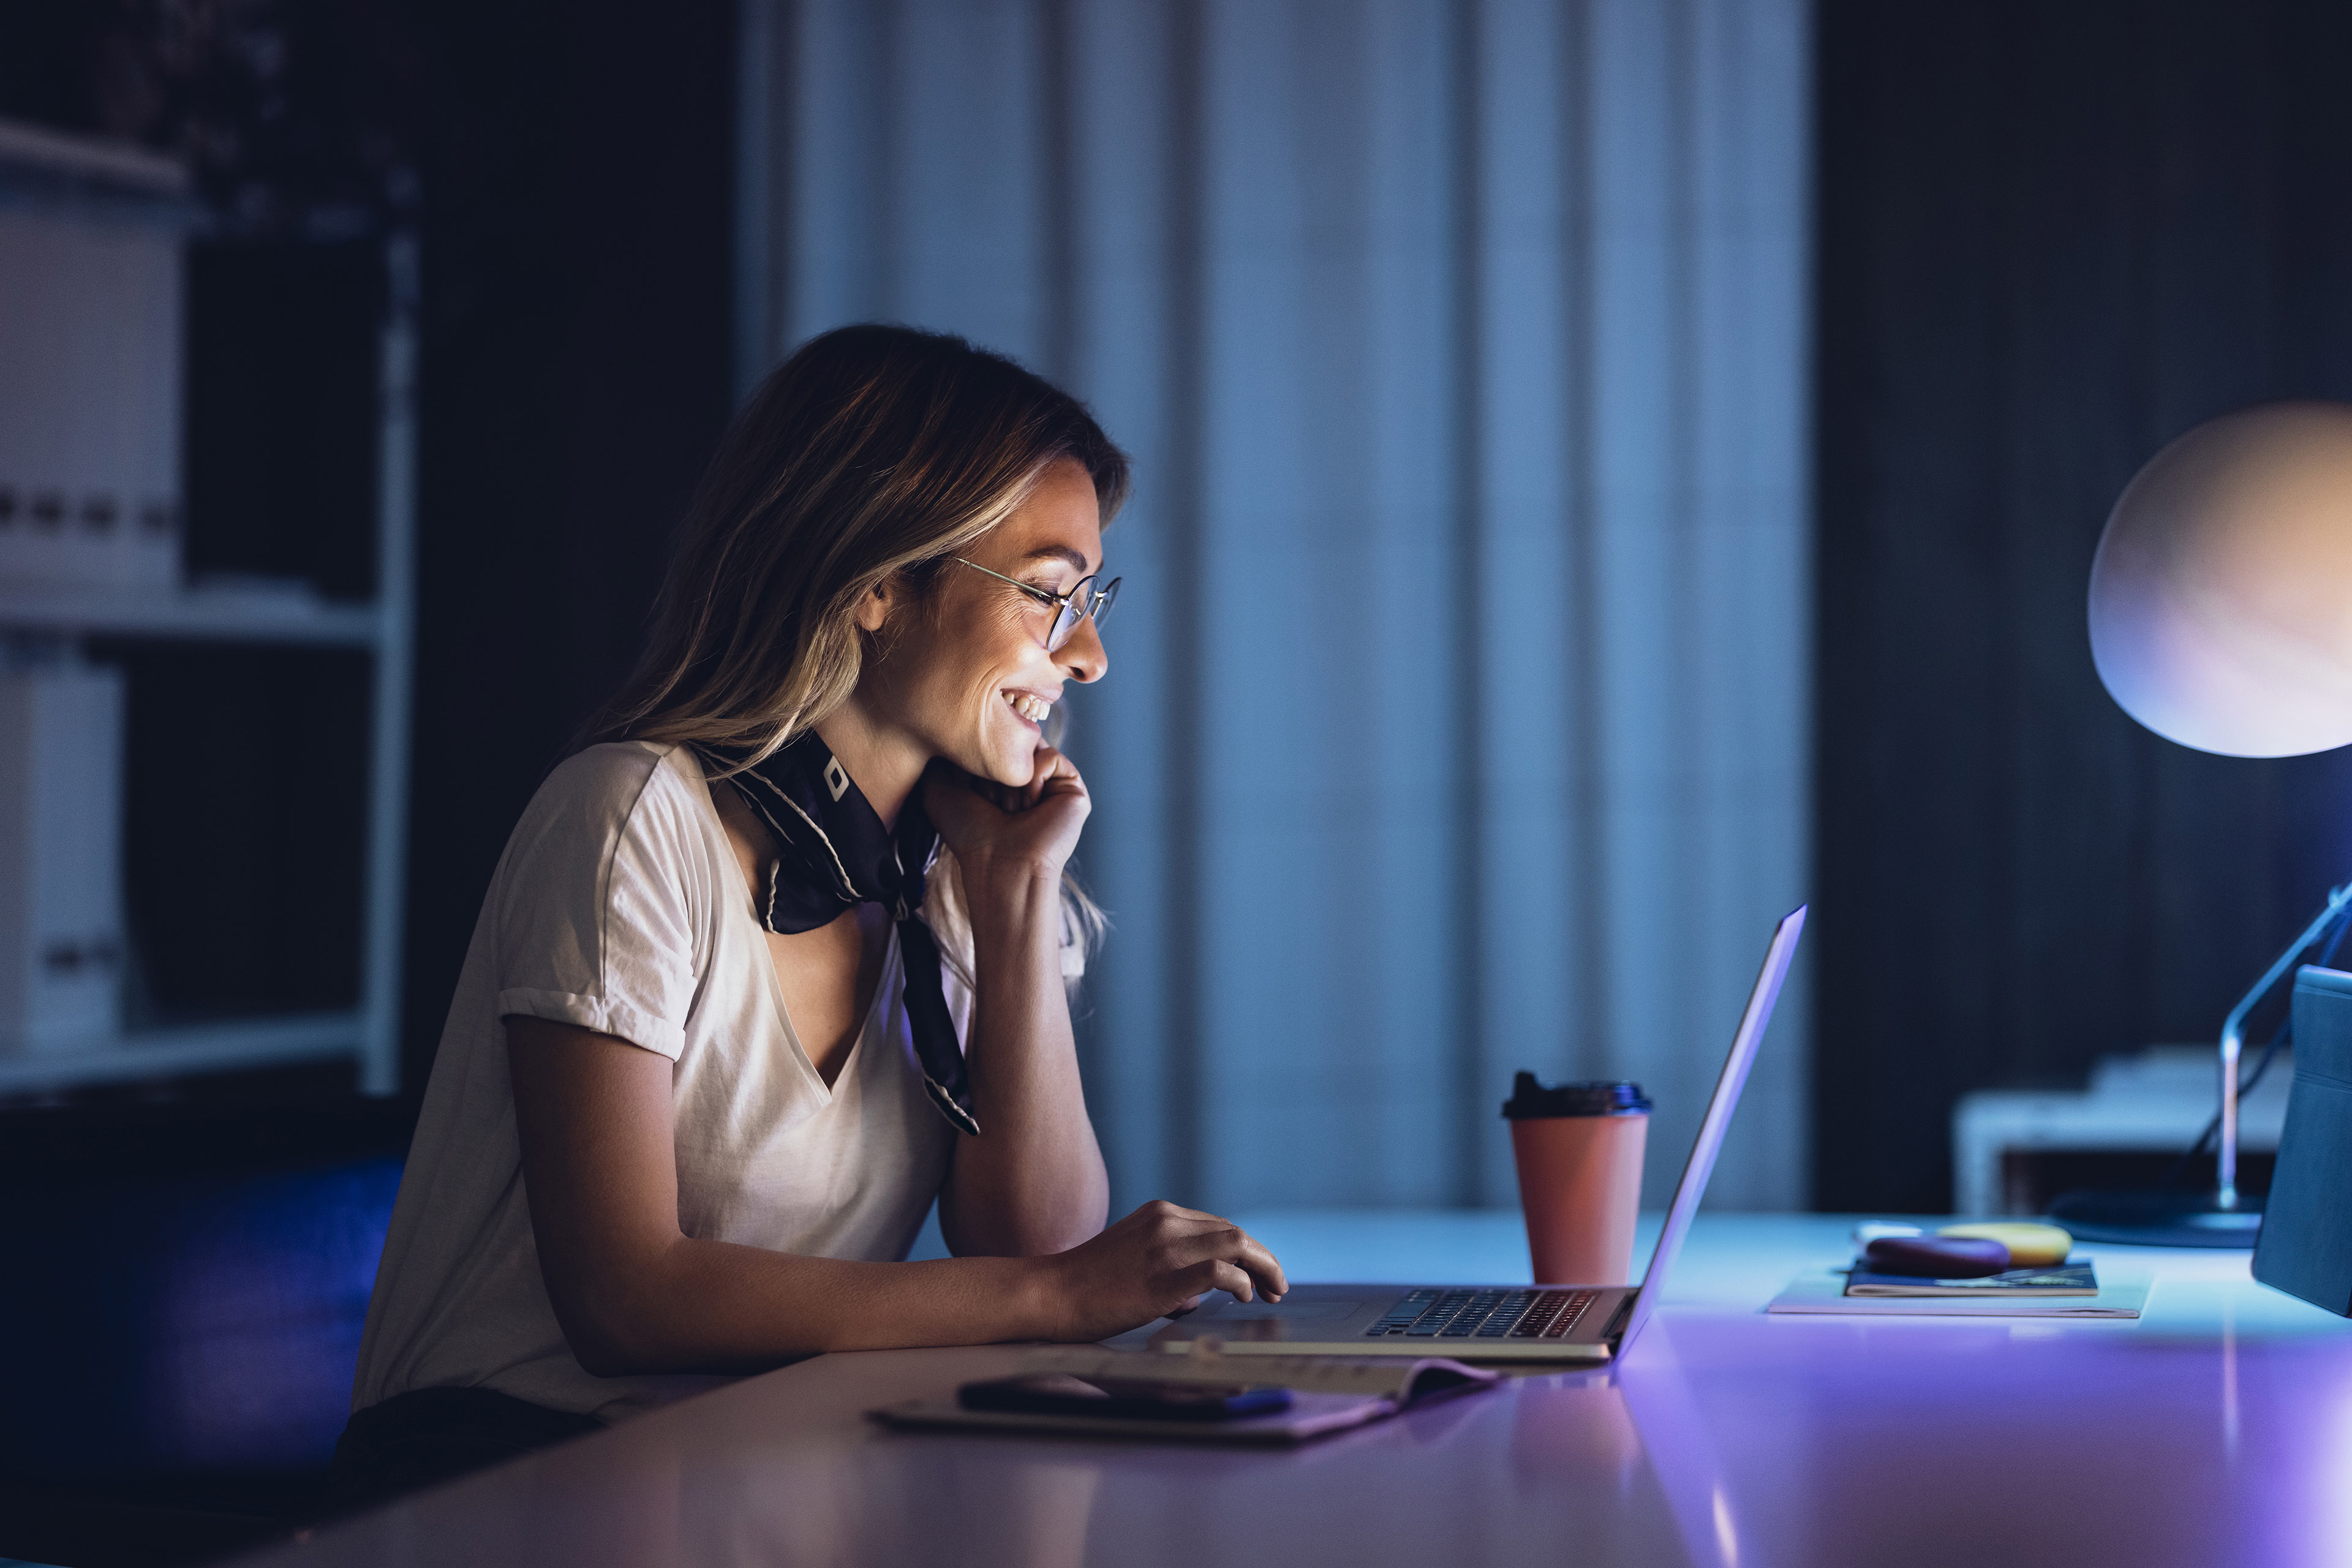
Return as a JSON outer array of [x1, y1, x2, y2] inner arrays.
[[869, 1344, 1502, 1445]]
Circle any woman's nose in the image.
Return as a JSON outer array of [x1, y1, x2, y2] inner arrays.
[[1060, 615, 1109, 684]]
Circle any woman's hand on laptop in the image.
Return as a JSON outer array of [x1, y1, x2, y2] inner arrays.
[[1038, 1200, 1289, 1342]]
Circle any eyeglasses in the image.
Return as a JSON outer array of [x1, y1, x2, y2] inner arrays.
[[951, 559, 1120, 652]]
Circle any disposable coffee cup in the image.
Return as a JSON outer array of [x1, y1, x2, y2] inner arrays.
[[1504, 1072, 1651, 1286]]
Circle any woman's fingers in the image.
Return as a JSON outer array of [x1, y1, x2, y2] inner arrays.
[[1206, 1259, 1258, 1302], [1047, 1200, 1295, 1338], [1210, 1238, 1282, 1302], [1234, 1233, 1288, 1301], [1184, 1214, 1286, 1298], [926, 747, 1087, 822], [1156, 1216, 1287, 1305], [1025, 746, 1090, 807], [1174, 1257, 1256, 1305], [1020, 746, 1072, 809]]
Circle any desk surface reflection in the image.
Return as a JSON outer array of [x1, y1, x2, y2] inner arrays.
[[247, 1213, 2352, 1568]]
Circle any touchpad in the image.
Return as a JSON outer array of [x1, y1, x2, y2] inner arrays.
[[1206, 1299, 1362, 1321]]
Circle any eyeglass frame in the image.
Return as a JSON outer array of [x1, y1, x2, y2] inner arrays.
[[949, 557, 1120, 652]]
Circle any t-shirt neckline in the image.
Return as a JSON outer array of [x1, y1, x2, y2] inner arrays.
[[688, 745, 899, 1104]]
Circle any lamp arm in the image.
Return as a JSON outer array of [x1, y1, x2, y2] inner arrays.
[[2218, 882, 2352, 1210]]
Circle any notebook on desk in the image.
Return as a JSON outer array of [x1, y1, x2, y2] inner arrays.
[[1765, 1269, 2150, 1319], [1145, 907, 1807, 1364]]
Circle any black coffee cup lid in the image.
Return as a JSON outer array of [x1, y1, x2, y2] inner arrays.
[[1502, 1071, 1652, 1118]]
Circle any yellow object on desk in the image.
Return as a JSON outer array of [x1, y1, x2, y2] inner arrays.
[[1938, 1222, 2074, 1267]]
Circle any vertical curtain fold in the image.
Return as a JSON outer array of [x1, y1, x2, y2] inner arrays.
[[739, 0, 1811, 1213]]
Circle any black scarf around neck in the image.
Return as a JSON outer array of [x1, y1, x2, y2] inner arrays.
[[701, 732, 979, 1136]]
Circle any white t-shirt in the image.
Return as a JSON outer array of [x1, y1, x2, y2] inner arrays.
[[352, 741, 961, 1421]]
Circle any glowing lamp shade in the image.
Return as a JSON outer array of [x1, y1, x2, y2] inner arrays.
[[2090, 401, 2352, 758]]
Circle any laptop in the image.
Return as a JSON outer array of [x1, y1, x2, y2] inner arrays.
[[1148, 905, 1806, 1364]]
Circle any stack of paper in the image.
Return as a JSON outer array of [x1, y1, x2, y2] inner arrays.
[[1768, 1267, 2149, 1319]]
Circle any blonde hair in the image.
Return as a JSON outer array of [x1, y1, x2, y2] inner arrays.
[[583, 324, 1129, 973]]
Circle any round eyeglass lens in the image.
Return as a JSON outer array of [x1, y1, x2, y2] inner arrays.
[[1047, 574, 1107, 652], [1042, 575, 1120, 651]]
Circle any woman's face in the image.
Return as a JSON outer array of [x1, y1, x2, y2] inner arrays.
[[862, 458, 1109, 786]]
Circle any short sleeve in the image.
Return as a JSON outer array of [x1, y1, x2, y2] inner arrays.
[[488, 744, 706, 1060]]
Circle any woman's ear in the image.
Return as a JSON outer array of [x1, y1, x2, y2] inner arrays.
[[854, 575, 895, 634]]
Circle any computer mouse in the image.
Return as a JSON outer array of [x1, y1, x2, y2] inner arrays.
[[1863, 1234, 2011, 1277]]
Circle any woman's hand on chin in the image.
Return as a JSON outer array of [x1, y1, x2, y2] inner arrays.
[[1033, 1200, 1289, 1343], [923, 745, 1091, 886]]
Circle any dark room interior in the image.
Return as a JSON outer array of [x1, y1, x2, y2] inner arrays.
[[6, 2, 2352, 1566]]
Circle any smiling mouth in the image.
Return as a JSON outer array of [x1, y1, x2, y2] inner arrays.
[[1005, 692, 1054, 724]]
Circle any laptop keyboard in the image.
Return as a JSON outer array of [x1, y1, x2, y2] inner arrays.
[[1363, 1287, 1600, 1341]]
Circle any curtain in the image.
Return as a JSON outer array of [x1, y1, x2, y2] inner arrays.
[[738, 0, 1812, 1212]]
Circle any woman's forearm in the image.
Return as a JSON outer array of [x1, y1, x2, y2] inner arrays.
[[510, 1017, 1084, 1372], [562, 1238, 1066, 1374], [937, 861, 1110, 1256], [562, 1203, 1291, 1376], [510, 1017, 1282, 1378]]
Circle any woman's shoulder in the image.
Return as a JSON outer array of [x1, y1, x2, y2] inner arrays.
[[543, 737, 685, 792], [519, 741, 712, 845], [481, 741, 717, 1053]]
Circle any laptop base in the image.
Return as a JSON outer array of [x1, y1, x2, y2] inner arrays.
[[1147, 1282, 1632, 1364]]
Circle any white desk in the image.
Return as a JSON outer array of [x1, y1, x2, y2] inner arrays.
[[1951, 1047, 2291, 1215], [243, 1213, 2352, 1568]]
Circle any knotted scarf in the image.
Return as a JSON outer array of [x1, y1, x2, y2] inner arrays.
[[699, 731, 979, 1136]]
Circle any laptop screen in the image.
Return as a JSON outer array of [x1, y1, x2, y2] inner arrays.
[[1612, 905, 1807, 1359]]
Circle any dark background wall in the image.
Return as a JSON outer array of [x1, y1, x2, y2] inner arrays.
[[401, 0, 737, 1089], [1815, 0, 2352, 1212]]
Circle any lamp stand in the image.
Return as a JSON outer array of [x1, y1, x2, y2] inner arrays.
[[2050, 884, 2352, 1249]]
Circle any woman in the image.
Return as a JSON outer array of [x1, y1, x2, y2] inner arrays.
[[334, 325, 1286, 1504]]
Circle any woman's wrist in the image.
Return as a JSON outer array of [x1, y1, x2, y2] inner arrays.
[[957, 854, 1064, 919], [1012, 1249, 1075, 1341]]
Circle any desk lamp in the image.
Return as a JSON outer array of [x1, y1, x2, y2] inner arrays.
[[2070, 401, 2352, 1245]]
